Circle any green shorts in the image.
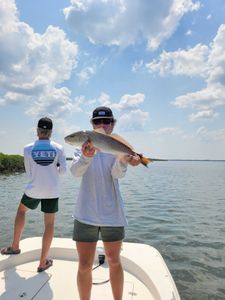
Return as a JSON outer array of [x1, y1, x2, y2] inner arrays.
[[73, 220, 125, 242], [21, 194, 58, 213]]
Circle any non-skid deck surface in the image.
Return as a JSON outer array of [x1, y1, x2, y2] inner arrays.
[[0, 259, 152, 300]]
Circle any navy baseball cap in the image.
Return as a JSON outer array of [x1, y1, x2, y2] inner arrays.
[[37, 117, 53, 130], [91, 106, 114, 120]]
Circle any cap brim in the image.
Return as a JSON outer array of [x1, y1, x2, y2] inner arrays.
[[91, 116, 115, 120], [37, 127, 52, 130]]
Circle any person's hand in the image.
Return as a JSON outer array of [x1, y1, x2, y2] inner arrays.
[[120, 154, 141, 166], [82, 140, 95, 157]]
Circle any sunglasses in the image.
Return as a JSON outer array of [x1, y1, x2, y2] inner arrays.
[[92, 118, 114, 125]]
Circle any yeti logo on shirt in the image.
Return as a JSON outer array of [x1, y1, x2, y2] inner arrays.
[[32, 143, 57, 166]]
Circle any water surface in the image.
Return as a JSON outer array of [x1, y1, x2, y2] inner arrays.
[[0, 161, 225, 299]]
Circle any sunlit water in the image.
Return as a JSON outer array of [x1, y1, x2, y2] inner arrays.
[[1, 161, 225, 300]]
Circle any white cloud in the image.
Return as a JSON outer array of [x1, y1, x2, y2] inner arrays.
[[76, 56, 107, 83], [118, 109, 149, 131], [132, 60, 144, 72], [64, 0, 200, 50], [98, 92, 111, 106], [26, 87, 82, 118], [147, 24, 225, 119], [77, 65, 96, 82], [173, 84, 225, 109], [207, 24, 225, 86], [55, 118, 81, 137], [146, 44, 209, 76], [186, 29, 192, 36], [195, 126, 225, 141], [0, 0, 78, 118], [0, 92, 27, 106], [189, 110, 219, 122], [111, 93, 145, 110], [151, 127, 183, 136]]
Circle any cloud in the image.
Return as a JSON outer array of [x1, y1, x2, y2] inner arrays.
[[98, 92, 111, 106], [76, 56, 107, 83], [118, 109, 149, 131], [173, 84, 225, 109], [0, 0, 78, 118], [147, 23, 225, 120], [111, 93, 145, 110], [64, 0, 200, 50], [189, 110, 219, 122], [186, 29, 192, 36], [196, 126, 225, 141], [146, 43, 209, 77], [26, 87, 82, 118], [207, 25, 225, 86], [132, 60, 144, 72], [151, 127, 183, 136], [77, 65, 96, 82]]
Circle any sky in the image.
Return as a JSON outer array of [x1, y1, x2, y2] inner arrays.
[[1, 0, 225, 160]]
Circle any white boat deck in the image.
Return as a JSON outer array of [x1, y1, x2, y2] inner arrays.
[[0, 237, 180, 300]]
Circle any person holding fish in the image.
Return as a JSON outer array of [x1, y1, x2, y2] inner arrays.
[[70, 106, 144, 300]]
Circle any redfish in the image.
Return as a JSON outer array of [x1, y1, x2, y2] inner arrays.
[[65, 129, 152, 167]]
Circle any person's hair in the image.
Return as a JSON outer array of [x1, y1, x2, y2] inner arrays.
[[37, 128, 52, 138]]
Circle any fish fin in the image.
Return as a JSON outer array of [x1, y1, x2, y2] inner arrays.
[[93, 128, 106, 135], [110, 133, 134, 150], [138, 155, 153, 167]]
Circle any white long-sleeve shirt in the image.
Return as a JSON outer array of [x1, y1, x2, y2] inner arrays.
[[70, 148, 128, 226], [24, 139, 67, 199]]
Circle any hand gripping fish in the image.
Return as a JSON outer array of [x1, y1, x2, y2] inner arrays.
[[64, 129, 152, 167]]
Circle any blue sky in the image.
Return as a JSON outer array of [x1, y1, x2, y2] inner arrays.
[[1, 0, 225, 159]]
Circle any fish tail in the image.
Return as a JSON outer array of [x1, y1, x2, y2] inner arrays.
[[138, 155, 153, 167]]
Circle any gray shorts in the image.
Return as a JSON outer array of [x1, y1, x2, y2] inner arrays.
[[73, 219, 125, 242]]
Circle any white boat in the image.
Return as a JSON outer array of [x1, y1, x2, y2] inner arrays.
[[0, 237, 180, 300]]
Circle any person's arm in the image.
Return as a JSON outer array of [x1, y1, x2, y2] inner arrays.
[[57, 147, 67, 174], [111, 156, 128, 178], [111, 154, 141, 178], [70, 147, 93, 177], [23, 147, 31, 177]]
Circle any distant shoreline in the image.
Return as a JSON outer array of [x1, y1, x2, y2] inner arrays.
[[67, 157, 225, 162], [0, 153, 25, 173], [1, 153, 225, 174], [165, 159, 225, 162]]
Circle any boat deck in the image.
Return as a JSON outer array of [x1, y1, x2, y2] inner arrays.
[[0, 237, 180, 300]]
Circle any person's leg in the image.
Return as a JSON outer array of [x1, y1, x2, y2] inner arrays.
[[38, 212, 55, 269], [11, 202, 29, 250], [76, 241, 97, 300], [103, 240, 123, 300], [38, 198, 58, 269]]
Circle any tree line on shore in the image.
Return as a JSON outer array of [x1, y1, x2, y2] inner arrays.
[[0, 153, 74, 174], [0, 153, 25, 173]]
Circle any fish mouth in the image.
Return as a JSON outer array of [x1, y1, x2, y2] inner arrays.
[[64, 131, 90, 144]]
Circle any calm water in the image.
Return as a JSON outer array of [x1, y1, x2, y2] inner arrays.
[[0, 161, 225, 300]]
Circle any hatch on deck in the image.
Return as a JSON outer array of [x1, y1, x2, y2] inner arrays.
[[0, 268, 51, 300]]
